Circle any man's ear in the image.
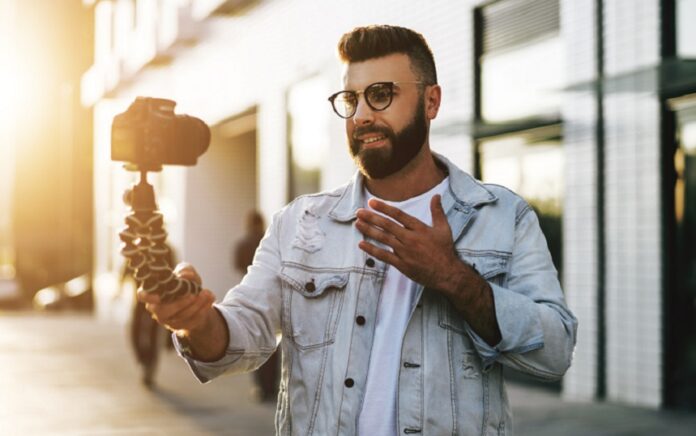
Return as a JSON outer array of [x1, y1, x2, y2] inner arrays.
[[425, 84, 442, 120]]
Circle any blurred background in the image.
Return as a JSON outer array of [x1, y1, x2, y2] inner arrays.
[[1, 0, 696, 434]]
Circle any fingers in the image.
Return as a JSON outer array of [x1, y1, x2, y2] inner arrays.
[[162, 291, 215, 329], [356, 208, 408, 239], [137, 288, 160, 304], [174, 262, 202, 286], [355, 218, 403, 250], [430, 195, 449, 229], [358, 240, 403, 271], [143, 289, 216, 331], [367, 198, 426, 230]]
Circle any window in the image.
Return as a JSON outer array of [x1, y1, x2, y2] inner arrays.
[[287, 76, 330, 200], [479, 125, 564, 275], [477, 0, 564, 123], [475, 0, 564, 282]]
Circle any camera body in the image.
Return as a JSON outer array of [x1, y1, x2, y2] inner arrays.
[[111, 97, 210, 170]]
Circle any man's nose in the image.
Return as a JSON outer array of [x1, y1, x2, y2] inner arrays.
[[352, 95, 374, 126]]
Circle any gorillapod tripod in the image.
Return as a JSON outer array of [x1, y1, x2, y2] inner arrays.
[[119, 169, 201, 302]]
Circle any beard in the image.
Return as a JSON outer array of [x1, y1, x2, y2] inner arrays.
[[349, 101, 427, 179]]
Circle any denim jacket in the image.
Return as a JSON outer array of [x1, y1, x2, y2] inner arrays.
[[176, 153, 578, 436]]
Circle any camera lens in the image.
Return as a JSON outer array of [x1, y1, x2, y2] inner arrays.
[[181, 116, 211, 159]]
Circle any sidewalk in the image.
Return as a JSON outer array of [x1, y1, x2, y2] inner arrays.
[[1, 311, 695, 435], [0, 312, 275, 435]]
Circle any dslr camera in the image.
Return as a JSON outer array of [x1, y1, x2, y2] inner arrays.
[[111, 97, 210, 170]]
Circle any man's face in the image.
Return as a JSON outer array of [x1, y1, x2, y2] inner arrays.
[[342, 53, 430, 179]]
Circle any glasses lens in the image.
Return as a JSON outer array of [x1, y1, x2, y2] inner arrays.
[[333, 91, 357, 118], [366, 83, 393, 110]]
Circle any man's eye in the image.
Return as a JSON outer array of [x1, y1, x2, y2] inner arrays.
[[368, 87, 391, 104], [339, 92, 357, 107]]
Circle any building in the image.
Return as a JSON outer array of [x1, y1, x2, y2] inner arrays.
[[82, 0, 696, 411], [0, 0, 94, 300]]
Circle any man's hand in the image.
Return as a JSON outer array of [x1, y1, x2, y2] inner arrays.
[[355, 194, 502, 345], [137, 262, 230, 361], [355, 194, 460, 292], [137, 262, 215, 334]]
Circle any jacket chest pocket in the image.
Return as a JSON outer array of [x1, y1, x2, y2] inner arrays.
[[457, 250, 509, 286], [280, 265, 349, 350]]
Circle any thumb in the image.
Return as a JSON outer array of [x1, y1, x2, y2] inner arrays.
[[174, 262, 203, 286], [430, 194, 449, 229]]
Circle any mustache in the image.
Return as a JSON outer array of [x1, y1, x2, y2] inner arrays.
[[352, 125, 391, 140]]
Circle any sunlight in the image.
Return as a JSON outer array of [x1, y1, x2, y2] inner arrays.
[[0, 67, 20, 120], [0, 0, 17, 121], [288, 77, 330, 171], [0, 2, 18, 280]]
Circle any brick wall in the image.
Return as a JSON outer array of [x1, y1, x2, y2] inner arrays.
[[561, 0, 600, 402], [603, 0, 663, 407]]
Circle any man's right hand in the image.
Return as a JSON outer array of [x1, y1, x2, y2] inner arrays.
[[137, 262, 230, 361], [137, 262, 215, 333]]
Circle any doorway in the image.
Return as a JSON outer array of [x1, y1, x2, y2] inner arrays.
[[183, 110, 258, 299], [665, 94, 696, 410]]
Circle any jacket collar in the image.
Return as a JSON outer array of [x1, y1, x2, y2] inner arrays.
[[328, 152, 497, 222]]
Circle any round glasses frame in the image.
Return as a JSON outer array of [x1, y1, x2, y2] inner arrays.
[[327, 81, 426, 119]]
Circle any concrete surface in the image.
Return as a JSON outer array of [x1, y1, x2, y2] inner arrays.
[[1, 312, 694, 435]]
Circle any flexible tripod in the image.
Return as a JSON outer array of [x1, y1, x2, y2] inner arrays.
[[119, 170, 200, 302]]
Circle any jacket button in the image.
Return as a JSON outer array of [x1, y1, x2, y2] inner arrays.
[[365, 258, 375, 267], [344, 378, 354, 388], [305, 281, 316, 292], [356, 315, 366, 325]]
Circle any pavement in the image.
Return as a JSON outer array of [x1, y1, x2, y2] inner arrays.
[[0, 311, 695, 436]]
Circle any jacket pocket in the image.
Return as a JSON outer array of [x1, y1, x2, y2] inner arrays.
[[280, 265, 348, 349], [456, 250, 510, 284]]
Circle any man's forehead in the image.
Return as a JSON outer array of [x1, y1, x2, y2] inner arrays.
[[341, 53, 415, 88]]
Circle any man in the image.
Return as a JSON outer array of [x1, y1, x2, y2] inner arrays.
[[140, 25, 577, 435]]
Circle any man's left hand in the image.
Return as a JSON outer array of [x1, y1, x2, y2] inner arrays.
[[355, 194, 461, 291]]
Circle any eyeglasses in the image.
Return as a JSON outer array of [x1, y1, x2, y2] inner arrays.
[[327, 81, 426, 119]]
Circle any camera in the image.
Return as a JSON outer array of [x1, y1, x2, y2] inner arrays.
[[111, 97, 210, 170]]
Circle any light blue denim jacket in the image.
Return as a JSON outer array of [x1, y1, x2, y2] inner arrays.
[[176, 153, 577, 436]]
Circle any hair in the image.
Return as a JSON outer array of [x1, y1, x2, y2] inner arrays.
[[337, 25, 438, 85]]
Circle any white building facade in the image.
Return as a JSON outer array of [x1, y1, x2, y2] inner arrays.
[[83, 0, 696, 411]]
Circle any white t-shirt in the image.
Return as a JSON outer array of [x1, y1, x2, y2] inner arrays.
[[357, 177, 450, 436]]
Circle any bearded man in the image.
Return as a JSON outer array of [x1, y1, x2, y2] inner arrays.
[[140, 25, 577, 435]]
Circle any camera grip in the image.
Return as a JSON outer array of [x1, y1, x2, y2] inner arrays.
[[119, 210, 201, 302]]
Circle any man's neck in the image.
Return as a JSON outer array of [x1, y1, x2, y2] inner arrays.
[[364, 147, 446, 202]]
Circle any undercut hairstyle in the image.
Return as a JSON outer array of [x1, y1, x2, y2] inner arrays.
[[337, 25, 438, 85]]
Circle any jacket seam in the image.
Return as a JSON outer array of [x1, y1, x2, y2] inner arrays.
[[336, 275, 372, 436], [281, 262, 384, 277], [481, 372, 490, 436], [447, 326, 457, 435], [505, 352, 564, 380], [307, 339, 330, 435], [420, 305, 425, 435], [514, 204, 533, 226]]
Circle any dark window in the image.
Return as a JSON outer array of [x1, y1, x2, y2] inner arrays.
[[478, 125, 564, 276], [666, 95, 696, 410]]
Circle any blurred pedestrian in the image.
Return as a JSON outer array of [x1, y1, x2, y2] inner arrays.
[[233, 210, 279, 402]]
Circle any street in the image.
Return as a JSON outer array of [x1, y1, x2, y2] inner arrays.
[[1, 312, 695, 435]]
